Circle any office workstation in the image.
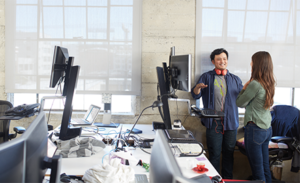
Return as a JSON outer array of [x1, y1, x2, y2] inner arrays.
[[1, 0, 300, 183]]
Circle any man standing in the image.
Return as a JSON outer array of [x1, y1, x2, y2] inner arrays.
[[191, 48, 243, 179]]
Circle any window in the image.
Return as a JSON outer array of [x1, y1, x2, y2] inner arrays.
[[294, 88, 300, 109], [195, 0, 300, 88], [5, 0, 142, 96], [13, 93, 133, 113], [273, 87, 292, 106]]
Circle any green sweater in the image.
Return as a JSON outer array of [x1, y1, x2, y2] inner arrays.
[[236, 80, 271, 129]]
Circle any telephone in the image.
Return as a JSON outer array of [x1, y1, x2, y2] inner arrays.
[[5, 103, 40, 117]]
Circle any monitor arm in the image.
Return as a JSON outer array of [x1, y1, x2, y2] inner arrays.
[[39, 96, 66, 113], [54, 63, 68, 71], [168, 98, 194, 116]]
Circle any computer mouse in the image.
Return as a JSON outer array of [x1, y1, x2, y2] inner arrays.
[[211, 175, 222, 183], [60, 173, 71, 183]]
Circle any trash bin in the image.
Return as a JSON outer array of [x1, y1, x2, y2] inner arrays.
[[271, 161, 284, 180]]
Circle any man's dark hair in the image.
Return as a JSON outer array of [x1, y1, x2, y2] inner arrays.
[[210, 48, 228, 61]]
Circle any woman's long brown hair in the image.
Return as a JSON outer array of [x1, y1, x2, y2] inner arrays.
[[251, 51, 275, 109]]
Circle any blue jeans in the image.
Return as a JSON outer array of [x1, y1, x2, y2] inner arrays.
[[244, 123, 272, 183], [206, 120, 237, 179]]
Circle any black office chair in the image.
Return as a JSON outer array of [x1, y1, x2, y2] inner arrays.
[[236, 105, 300, 180], [0, 100, 26, 143]]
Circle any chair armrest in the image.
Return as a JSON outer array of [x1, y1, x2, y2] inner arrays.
[[271, 136, 293, 143], [13, 126, 26, 134]]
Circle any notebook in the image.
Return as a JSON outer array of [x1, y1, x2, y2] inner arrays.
[[71, 104, 101, 126]]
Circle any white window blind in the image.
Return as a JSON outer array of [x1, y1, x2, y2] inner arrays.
[[196, 0, 300, 88], [5, 0, 142, 95]]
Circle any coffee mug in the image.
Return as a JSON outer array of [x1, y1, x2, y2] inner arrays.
[[197, 162, 205, 171]]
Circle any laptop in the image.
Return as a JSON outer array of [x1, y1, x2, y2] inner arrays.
[[71, 104, 101, 126], [164, 129, 196, 141]]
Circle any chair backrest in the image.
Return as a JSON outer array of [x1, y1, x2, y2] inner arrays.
[[0, 100, 13, 143], [271, 105, 300, 140]]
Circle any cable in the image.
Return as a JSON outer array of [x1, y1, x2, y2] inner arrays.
[[46, 77, 63, 124], [111, 138, 129, 147], [140, 147, 151, 155], [181, 115, 189, 125], [176, 98, 179, 120], [102, 149, 115, 164]]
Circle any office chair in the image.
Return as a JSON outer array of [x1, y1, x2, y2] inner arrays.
[[236, 105, 300, 180], [0, 100, 25, 143]]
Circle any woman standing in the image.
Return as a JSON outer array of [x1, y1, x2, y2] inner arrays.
[[236, 51, 275, 183]]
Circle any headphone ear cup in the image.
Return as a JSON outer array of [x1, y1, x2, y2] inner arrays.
[[215, 69, 227, 75], [215, 69, 221, 75], [222, 69, 227, 75]]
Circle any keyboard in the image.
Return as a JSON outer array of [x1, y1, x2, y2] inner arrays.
[[176, 143, 203, 154], [191, 106, 224, 118], [71, 119, 91, 125]]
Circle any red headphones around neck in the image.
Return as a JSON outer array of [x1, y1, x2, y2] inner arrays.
[[215, 68, 227, 76]]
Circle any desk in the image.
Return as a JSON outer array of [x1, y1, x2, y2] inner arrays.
[[49, 124, 220, 181]]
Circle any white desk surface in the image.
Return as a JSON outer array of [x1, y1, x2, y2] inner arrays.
[[49, 124, 220, 180]]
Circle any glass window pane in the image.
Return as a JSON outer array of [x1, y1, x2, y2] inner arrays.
[[244, 12, 268, 42], [273, 87, 292, 106], [82, 95, 103, 110], [88, 8, 107, 39], [112, 95, 132, 113], [202, 0, 224, 8], [88, 0, 107, 6], [15, 76, 37, 90], [42, 0, 62, 5], [110, 7, 133, 41], [247, 0, 269, 10], [202, 9, 224, 38], [111, 0, 133, 5], [16, 5, 37, 33], [38, 41, 60, 75], [109, 78, 132, 92], [64, 0, 86, 6], [14, 93, 37, 106], [228, 0, 246, 10], [85, 79, 104, 91], [17, 0, 37, 4], [238, 107, 245, 114], [297, 12, 300, 38], [294, 88, 300, 109], [81, 42, 109, 76], [42, 7, 64, 38], [227, 11, 245, 42], [72, 94, 84, 110], [267, 12, 289, 42], [270, 0, 290, 10], [65, 7, 86, 39]]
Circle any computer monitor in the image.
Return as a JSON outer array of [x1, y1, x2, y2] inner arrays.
[[49, 46, 73, 96], [157, 66, 172, 129], [49, 46, 82, 140], [0, 139, 25, 182], [149, 130, 211, 183], [0, 112, 61, 183], [157, 47, 192, 129], [169, 54, 192, 92]]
